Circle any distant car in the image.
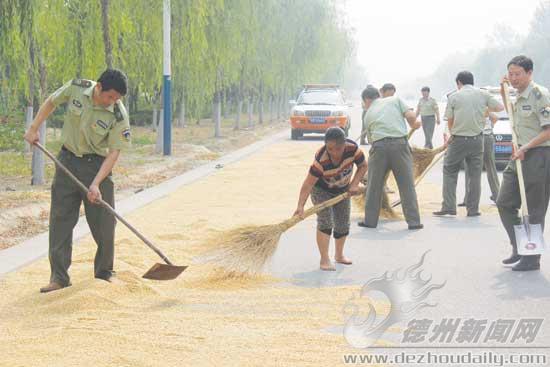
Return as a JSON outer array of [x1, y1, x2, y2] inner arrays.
[[481, 86, 516, 170], [289, 84, 352, 140]]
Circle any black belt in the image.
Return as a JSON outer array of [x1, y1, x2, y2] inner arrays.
[[378, 136, 407, 141], [61, 145, 103, 159], [452, 133, 483, 139]]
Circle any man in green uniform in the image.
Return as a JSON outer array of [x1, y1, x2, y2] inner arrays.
[[498, 55, 550, 271], [434, 71, 503, 217], [380, 83, 396, 98], [416, 86, 440, 149], [459, 111, 500, 206], [23, 69, 131, 292], [359, 86, 423, 230]]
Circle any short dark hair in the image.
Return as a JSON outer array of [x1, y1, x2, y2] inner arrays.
[[381, 83, 396, 92], [507, 55, 533, 73], [421, 86, 430, 92], [455, 71, 474, 86], [97, 68, 128, 96], [361, 86, 380, 101], [325, 127, 346, 145]]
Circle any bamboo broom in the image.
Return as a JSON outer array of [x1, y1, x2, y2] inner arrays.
[[201, 192, 351, 274]]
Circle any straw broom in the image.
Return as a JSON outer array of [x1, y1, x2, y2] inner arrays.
[[391, 146, 447, 208], [201, 192, 350, 274]]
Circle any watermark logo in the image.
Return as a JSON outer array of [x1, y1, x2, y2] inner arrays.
[[343, 251, 446, 348]]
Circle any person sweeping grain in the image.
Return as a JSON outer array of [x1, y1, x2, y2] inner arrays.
[[293, 127, 368, 271]]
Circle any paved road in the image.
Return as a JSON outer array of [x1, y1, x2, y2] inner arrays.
[[271, 101, 550, 361]]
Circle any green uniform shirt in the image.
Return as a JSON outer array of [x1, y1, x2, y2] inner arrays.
[[445, 85, 500, 137], [512, 82, 550, 147], [363, 96, 411, 142], [417, 97, 438, 116], [49, 79, 131, 157]]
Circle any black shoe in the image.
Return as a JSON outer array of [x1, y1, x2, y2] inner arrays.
[[433, 210, 457, 216], [358, 221, 376, 228], [512, 258, 540, 271], [490, 195, 497, 203], [408, 224, 424, 230], [95, 270, 115, 282], [458, 202, 466, 207], [502, 253, 521, 265], [467, 212, 481, 217]]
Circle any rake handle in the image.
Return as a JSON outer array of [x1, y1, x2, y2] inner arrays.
[[34, 142, 174, 266], [501, 82, 529, 218]]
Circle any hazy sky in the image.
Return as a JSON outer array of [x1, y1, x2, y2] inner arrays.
[[344, 0, 542, 86]]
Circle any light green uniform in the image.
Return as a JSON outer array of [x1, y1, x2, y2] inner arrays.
[[364, 96, 410, 142], [497, 81, 550, 264], [417, 97, 438, 116], [50, 79, 131, 156], [363, 96, 420, 227], [440, 85, 501, 214], [511, 82, 550, 146], [445, 85, 500, 136], [47, 79, 131, 287], [418, 97, 439, 149]]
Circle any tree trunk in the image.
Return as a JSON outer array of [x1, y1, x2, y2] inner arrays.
[[214, 91, 222, 138], [101, 0, 114, 69], [258, 82, 264, 124], [178, 89, 186, 128], [155, 109, 164, 153], [223, 89, 230, 120], [152, 106, 158, 131], [276, 93, 282, 121], [247, 96, 254, 129], [269, 94, 274, 122], [283, 89, 288, 119]]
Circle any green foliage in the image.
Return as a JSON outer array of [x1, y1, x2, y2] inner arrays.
[[0, 0, 356, 134], [0, 120, 25, 151]]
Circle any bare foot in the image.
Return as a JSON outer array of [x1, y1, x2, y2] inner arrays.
[[320, 260, 336, 271], [335, 256, 353, 265]]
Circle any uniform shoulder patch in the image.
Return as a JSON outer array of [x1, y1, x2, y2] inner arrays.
[[541, 106, 550, 119], [71, 79, 92, 88], [121, 128, 131, 141], [113, 102, 125, 122], [533, 86, 543, 100]]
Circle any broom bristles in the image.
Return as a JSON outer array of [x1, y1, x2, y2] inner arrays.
[[353, 144, 446, 216], [200, 223, 286, 275]]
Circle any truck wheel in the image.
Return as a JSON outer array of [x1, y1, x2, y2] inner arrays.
[[291, 129, 302, 140]]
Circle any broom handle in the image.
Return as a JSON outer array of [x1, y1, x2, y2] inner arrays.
[[502, 82, 529, 218], [390, 149, 446, 208], [33, 142, 175, 266], [414, 149, 446, 186], [287, 192, 350, 226]]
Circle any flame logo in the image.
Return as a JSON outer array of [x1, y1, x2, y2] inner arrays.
[[342, 251, 446, 348]]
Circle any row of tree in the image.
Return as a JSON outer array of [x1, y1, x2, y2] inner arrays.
[[0, 0, 359, 132], [409, 0, 550, 99]]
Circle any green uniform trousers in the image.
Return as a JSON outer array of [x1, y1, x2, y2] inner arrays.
[[463, 133, 501, 202], [364, 137, 421, 227], [496, 147, 550, 262], [48, 148, 116, 286], [421, 115, 436, 149], [442, 134, 483, 214]]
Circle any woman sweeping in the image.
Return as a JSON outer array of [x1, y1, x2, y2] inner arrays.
[[294, 127, 368, 271]]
